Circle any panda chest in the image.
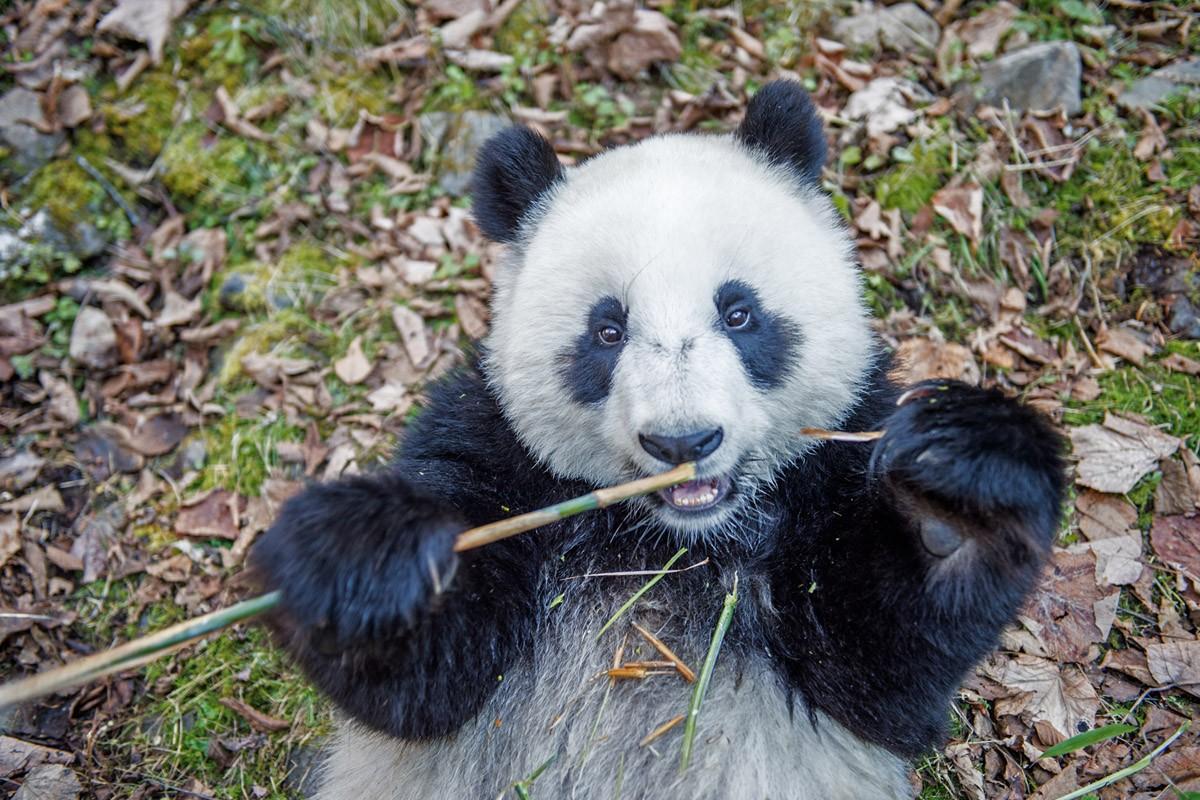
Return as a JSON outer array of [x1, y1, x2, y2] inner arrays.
[[464, 577, 913, 800]]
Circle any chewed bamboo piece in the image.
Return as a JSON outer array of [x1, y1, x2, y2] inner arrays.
[[800, 427, 885, 443], [0, 462, 699, 710]]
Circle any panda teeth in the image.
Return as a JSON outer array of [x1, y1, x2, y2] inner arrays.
[[660, 478, 728, 511]]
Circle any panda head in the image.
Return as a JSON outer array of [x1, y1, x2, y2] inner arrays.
[[474, 81, 877, 539]]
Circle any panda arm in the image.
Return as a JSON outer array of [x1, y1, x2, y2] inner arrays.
[[774, 379, 1066, 756], [249, 362, 553, 739]]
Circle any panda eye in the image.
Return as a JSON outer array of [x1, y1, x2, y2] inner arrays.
[[724, 307, 752, 330], [597, 324, 624, 346]]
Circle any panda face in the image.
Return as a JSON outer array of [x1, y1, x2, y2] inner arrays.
[[477, 85, 877, 539]]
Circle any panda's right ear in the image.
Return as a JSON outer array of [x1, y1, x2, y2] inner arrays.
[[471, 126, 564, 243]]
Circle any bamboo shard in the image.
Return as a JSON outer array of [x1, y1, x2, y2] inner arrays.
[[0, 463, 699, 710], [800, 427, 884, 443]]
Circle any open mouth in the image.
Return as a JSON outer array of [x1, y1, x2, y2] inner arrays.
[[658, 476, 732, 512]]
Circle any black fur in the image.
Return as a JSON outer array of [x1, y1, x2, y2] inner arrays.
[[735, 80, 828, 187], [251, 353, 1065, 756], [558, 295, 626, 404], [713, 279, 802, 390], [470, 126, 564, 242]]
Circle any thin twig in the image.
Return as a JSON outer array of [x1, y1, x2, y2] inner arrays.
[[800, 427, 884, 442], [639, 714, 685, 747], [631, 622, 695, 682], [679, 574, 739, 773], [74, 154, 143, 230], [595, 548, 688, 640], [0, 464, 699, 709]]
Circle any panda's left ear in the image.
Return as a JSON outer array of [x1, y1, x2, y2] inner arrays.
[[471, 126, 564, 243], [735, 80, 827, 187]]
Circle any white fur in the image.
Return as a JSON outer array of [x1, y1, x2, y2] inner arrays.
[[315, 562, 911, 800], [484, 134, 876, 533]]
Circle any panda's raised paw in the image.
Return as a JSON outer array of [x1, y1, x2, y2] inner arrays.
[[873, 380, 1065, 530], [248, 470, 466, 647]]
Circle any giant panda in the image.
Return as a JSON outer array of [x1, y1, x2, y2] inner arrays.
[[250, 80, 1066, 800]]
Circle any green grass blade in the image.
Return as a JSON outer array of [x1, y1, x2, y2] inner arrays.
[[595, 547, 687, 640], [1055, 722, 1189, 800], [679, 575, 738, 773], [1040, 722, 1136, 759]]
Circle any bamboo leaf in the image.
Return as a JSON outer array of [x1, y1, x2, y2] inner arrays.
[[1040, 722, 1136, 758]]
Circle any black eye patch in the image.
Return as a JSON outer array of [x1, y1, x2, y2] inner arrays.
[[713, 280, 801, 390], [558, 295, 626, 404]]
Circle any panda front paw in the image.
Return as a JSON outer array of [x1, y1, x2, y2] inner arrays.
[[248, 471, 466, 649], [873, 380, 1065, 552]]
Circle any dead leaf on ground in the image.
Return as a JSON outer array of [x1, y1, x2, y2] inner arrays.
[[1, 484, 65, 515], [391, 306, 432, 368], [1151, 515, 1200, 580], [1096, 326, 1154, 366], [896, 337, 981, 384], [1075, 490, 1137, 540], [1156, 452, 1200, 515], [97, 0, 191, 64], [8, 763, 82, 800], [1069, 413, 1180, 494], [334, 336, 373, 385], [175, 490, 241, 540], [0, 515, 19, 570], [1146, 640, 1200, 689], [1022, 549, 1113, 662], [126, 413, 189, 456], [0, 735, 73, 779], [1163, 352, 1200, 376], [932, 184, 983, 246], [984, 654, 1099, 739]]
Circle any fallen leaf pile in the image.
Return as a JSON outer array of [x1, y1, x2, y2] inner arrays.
[[1, 0, 1198, 797]]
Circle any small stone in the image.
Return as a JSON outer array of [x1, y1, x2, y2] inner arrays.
[[1169, 296, 1200, 340], [219, 273, 249, 309], [13, 765, 82, 800], [964, 41, 1082, 114], [17, 209, 109, 260], [419, 110, 510, 196], [1118, 58, 1200, 111], [69, 306, 118, 370], [832, 2, 940, 52], [0, 88, 65, 179]]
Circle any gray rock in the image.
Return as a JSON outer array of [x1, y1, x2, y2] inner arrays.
[[0, 229, 21, 264], [832, 2, 940, 52], [69, 306, 118, 370], [17, 208, 109, 260], [967, 41, 1082, 114], [0, 88, 64, 179], [1118, 58, 1200, 110], [13, 765, 82, 800], [419, 110, 510, 196], [1169, 296, 1200, 340]]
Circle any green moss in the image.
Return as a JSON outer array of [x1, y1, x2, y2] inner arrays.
[[103, 71, 179, 160], [24, 159, 107, 229], [214, 309, 322, 385], [115, 625, 329, 798], [874, 140, 951, 214], [198, 412, 306, 495], [1063, 342, 1200, 445]]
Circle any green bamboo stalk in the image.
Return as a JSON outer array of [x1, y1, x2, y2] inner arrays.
[[0, 463, 699, 710], [679, 574, 739, 773]]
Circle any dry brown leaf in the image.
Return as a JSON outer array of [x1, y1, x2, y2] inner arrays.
[[984, 655, 1099, 739], [175, 490, 240, 540], [607, 10, 681, 79], [0, 735, 74, 779], [1075, 490, 1137, 540], [1151, 515, 1200, 580], [1133, 110, 1168, 162], [1146, 641, 1200, 688], [334, 336, 373, 385], [1156, 453, 1200, 515], [931, 184, 983, 246], [1096, 326, 1154, 366], [97, 0, 191, 63], [156, 292, 202, 328], [1163, 352, 1200, 376], [896, 337, 981, 384], [1070, 535, 1143, 586], [0, 515, 19, 570], [1022, 549, 1111, 662], [392, 305, 432, 367], [126, 413, 188, 456], [1069, 413, 1180, 494], [1, 484, 65, 515]]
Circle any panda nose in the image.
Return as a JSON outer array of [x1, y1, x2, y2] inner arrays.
[[639, 428, 723, 464]]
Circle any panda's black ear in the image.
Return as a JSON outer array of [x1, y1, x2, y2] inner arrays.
[[471, 126, 564, 243], [735, 80, 827, 187]]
